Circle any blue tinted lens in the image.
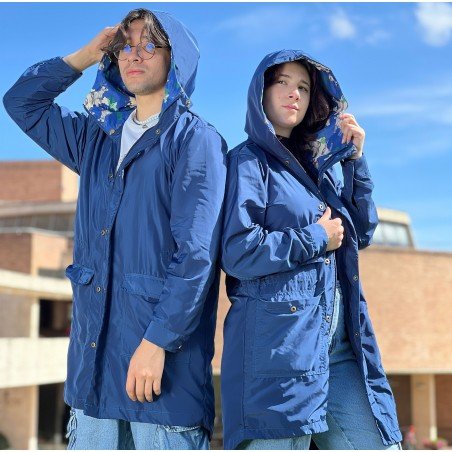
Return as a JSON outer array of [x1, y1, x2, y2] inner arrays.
[[142, 42, 156, 54]]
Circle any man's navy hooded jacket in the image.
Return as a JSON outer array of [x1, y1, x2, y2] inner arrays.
[[3, 11, 227, 434]]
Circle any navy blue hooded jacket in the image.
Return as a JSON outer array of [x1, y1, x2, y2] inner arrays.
[[3, 11, 227, 434], [220, 50, 402, 449]]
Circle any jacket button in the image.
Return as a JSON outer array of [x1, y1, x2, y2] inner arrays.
[[109, 129, 115, 135], [90, 342, 97, 348], [284, 160, 290, 166], [95, 286, 101, 293], [108, 173, 114, 180], [353, 275, 359, 281], [326, 315, 331, 322], [355, 332, 359, 337], [319, 203, 325, 211], [325, 258, 330, 265], [290, 306, 297, 313], [186, 99, 191, 107], [101, 229, 109, 236], [156, 129, 161, 135]]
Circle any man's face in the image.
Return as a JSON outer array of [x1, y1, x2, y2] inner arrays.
[[117, 19, 171, 96]]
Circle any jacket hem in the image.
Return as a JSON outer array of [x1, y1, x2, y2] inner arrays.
[[65, 396, 214, 438], [224, 420, 328, 450]]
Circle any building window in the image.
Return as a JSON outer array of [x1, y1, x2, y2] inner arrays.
[[373, 221, 413, 248]]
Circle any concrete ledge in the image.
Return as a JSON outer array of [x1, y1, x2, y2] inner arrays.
[[0, 337, 68, 388], [0, 269, 72, 300]]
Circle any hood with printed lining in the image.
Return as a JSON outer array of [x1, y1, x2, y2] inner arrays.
[[83, 10, 199, 135], [246, 50, 358, 179]]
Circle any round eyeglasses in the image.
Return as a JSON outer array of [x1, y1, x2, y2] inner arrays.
[[113, 41, 166, 61]]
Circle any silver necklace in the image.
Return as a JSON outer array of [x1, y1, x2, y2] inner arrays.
[[132, 110, 160, 129]]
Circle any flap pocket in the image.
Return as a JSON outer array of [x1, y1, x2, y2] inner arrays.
[[122, 273, 165, 300], [65, 264, 94, 285]]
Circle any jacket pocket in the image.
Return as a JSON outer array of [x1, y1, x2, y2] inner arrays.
[[122, 273, 165, 300], [253, 293, 327, 378], [65, 264, 94, 285]]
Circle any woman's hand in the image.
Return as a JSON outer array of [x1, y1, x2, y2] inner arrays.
[[317, 207, 344, 251], [339, 113, 365, 160]]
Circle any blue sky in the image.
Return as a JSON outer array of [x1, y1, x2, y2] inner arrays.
[[1, 2, 451, 251]]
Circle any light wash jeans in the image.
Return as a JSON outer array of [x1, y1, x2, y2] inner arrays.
[[238, 283, 402, 450], [65, 408, 209, 450]]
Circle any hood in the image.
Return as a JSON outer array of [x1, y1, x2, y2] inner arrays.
[[245, 50, 358, 178], [83, 10, 199, 135]]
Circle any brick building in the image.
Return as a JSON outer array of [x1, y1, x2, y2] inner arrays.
[[0, 160, 451, 449]]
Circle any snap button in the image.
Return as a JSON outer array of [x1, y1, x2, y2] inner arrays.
[[290, 306, 297, 313], [185, 99, 191, 107], [355, 332, 359, 337], [325, 258, 331, 265], [90, 342, 97, 348], [155, 129, 161, 135], [109, 129, 115, 135], [101, 228, 109, 236], [95, 286, 101, 293], [319, 203, 325, 211], [326, 315, 331, 322], [284, 160, 290, 166], [108, 173, 114, 180], [353, 274, 359, 281]]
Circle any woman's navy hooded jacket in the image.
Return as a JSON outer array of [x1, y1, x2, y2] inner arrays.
[[3, 11, 227, 434], [220, 50, 402, 449]]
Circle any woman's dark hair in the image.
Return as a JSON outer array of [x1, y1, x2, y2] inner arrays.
[[101, 9, 170, 64], [264, 60, 335, 149]]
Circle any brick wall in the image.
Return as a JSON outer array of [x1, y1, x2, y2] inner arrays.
[[0, 161, 78, 202], [0, 233, 32, 274]]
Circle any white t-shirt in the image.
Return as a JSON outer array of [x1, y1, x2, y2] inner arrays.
[[116, 110, 160, 173]]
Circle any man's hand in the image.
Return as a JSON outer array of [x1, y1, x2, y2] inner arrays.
[[63, 24, 120, 72], [317, 207, 344, 251], [126, 339, 165, 403], [339, 113, 365, 160]]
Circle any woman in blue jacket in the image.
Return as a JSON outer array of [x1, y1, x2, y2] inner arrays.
[[221, 51, 402, 450]]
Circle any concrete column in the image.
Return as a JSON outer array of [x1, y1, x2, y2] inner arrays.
[[0, 385, 38, 449], [411, 374, 437, 443], [29, 298, 40, 338]]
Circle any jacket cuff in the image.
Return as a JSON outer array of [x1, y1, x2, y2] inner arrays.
[[144, 321, 185, 353], [342, 153, 371, 180], [303, 222, 329, 258], [40, 57, 83, 85]]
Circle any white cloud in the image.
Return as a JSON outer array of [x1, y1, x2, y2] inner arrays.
[[353, 79, 452, 126], [213, 8, 303, 42], [364, 29, 391, 45], [329, 10, 357, 40], [415, 2, 452, 46]]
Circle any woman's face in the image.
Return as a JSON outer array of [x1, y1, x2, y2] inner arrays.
[[263, 62, 311, 138]]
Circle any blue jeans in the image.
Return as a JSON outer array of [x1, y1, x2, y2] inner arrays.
[[238, 283, 401, 450], [65, 408, 209, 450]]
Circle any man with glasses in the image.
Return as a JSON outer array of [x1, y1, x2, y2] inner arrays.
[[4, 8, 226, 450]]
